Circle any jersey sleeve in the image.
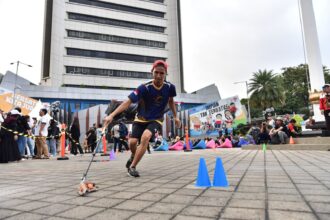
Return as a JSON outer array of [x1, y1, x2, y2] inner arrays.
[[128, 84, 145, 103], [169, 83, 177, 97]]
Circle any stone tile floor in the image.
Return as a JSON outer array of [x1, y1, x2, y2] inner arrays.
[[1, 149, 330, 220]]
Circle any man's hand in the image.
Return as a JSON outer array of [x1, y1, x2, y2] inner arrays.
[[174, 117, 181, 128], [103, 114, 114, 131]]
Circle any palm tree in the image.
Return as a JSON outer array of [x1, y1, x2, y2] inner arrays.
[[248, 69, 284, 110]]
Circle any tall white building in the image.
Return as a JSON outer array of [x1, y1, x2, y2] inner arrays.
[[41, 0, 184, 92]]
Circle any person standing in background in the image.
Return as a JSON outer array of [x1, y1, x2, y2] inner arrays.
[[320, 84, 330, 131], [34, 108, 50, 159]]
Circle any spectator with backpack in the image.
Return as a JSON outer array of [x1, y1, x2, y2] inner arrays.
[[118, 122, 129, 152], [47, 119, 60, 157]]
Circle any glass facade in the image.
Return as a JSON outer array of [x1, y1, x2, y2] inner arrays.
[[66, 66, 153, 79], [69, 0, 165, 18], [67, 48, 166, 63], [67, 30, 166, 48], [68, 12, 165, 33]]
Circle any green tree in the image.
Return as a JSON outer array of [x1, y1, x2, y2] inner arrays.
[[248, 69, 284, 111], [324, 66, 330, 83], [280, 64, 310, 115]]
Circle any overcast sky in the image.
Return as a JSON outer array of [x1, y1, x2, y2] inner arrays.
[[0, 0, 329, 99]]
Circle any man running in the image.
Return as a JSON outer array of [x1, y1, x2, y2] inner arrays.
[[104, 60, 180, 177]]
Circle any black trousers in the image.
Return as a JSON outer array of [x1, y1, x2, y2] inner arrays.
[[325, 110, 330, 130]]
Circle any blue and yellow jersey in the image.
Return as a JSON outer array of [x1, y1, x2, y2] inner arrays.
[[128, 80, 176, 124]]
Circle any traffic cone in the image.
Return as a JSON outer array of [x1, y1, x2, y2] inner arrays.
[[289, 136, 295, 144], [109, 149, 116, 160], [57, 124, 69, 160], [262, 143, 267, 152], [101, 136, 109, 156], [213, 157, 228, 187], [184, 126, 192, 152], [195, 158, 211, 187]]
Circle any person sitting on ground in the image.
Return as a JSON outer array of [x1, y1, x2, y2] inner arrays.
[[247, 122, 260, 144], [257, 122, 271, 144], [220, 135, 232, 148], [171, 135, 181, 145], [192, 139, 201, 147], [283, 114, 291, 126], [219, 135, 226, 145], [153, 132, 163, 149], [215, 137, 221, 146], [305, 116, 316, 130], [287, 119, 299, 137], [269, 117, 288, 144], [266, 113, 275, 128], [231, 134, 240, 147], [292, 114, 303, 133]]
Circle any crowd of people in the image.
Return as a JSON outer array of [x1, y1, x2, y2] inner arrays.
[[0, 105, 131, 163], [0, 104, 317, 164], [0, 107, 54, 163], [149, 114, 305, 151]]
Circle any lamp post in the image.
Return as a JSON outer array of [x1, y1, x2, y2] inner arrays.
[[234, 81, 251, 124], [10, 61, 32, 108]]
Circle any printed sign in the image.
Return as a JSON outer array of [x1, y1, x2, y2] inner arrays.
[[188, 96, 247, 137], [0, 93, 38, 115]]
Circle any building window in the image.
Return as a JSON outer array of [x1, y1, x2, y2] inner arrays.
[[149, 0, 164, 3], [67, 30, 166, 48], [66, 66, 153, 79], [67, 48, 166, 63], [68, 13, 165, 33], [69, 0, 165, 18]]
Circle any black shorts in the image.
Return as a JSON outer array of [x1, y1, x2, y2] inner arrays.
[[131, 121, 162, 140]]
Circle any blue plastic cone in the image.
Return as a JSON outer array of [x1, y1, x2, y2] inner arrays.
[[195, 158, 211, 187], [109, 149, 116, 160], [213, 157, 228, 187]]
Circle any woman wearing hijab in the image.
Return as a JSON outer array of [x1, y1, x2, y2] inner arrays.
[[0, 110, 22, 163]]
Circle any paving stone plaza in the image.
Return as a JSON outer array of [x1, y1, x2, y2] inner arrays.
[[1, 149, 330, 220]]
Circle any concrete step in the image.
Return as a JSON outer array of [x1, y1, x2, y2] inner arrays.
[[291, 136, 330, 144], [242, 144, 330, 151]]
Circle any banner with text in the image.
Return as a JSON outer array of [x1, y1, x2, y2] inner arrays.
[[0, 93, 38, 115], [188, 96, 247, 137]]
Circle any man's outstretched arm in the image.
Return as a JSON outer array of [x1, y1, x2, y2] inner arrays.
[[104, 99, 132, 127]]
